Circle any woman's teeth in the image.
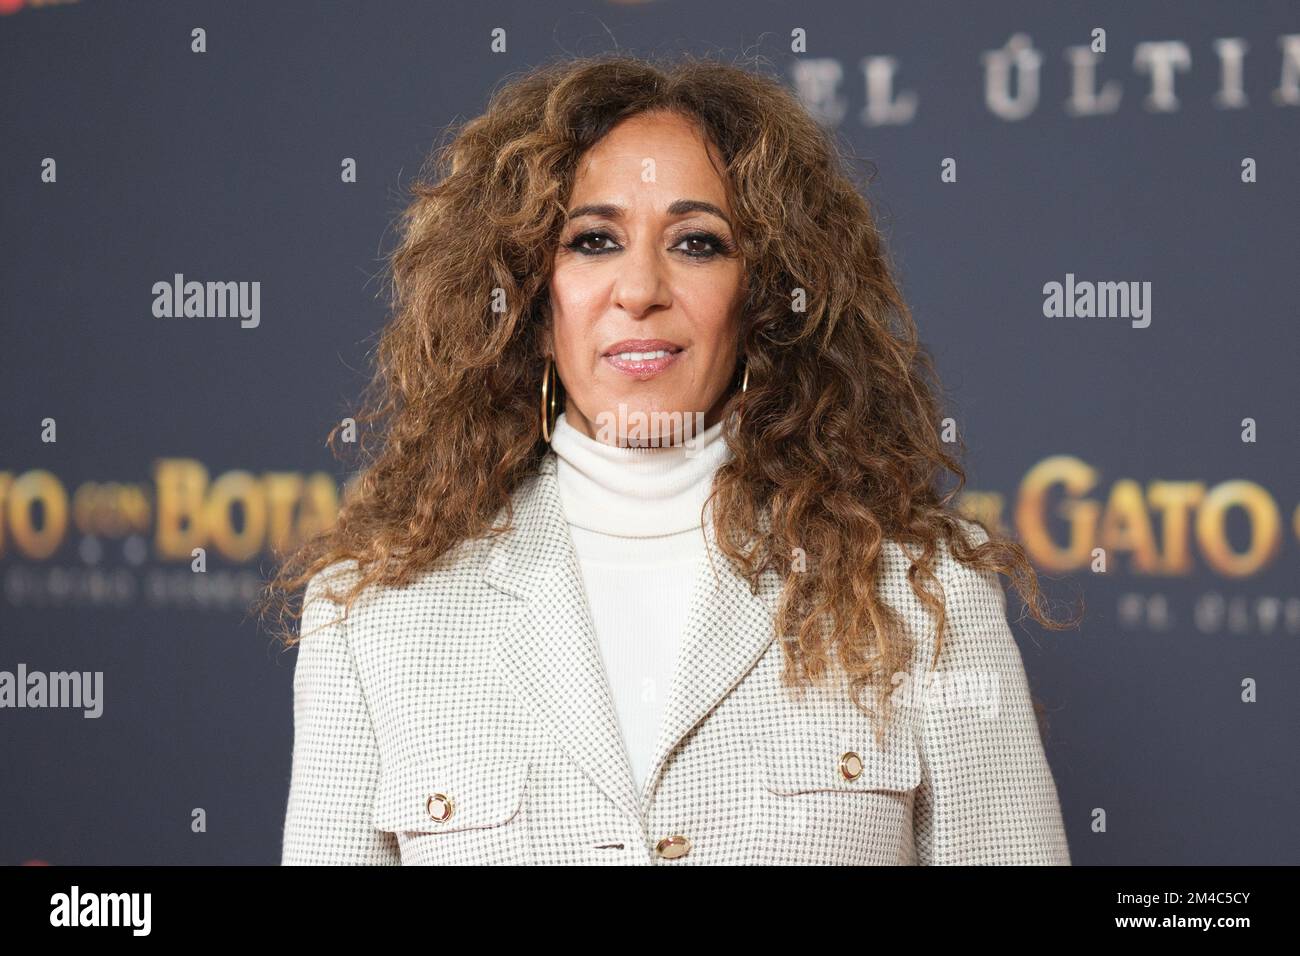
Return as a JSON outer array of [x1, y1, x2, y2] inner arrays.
[[612, 350, 673, 361]]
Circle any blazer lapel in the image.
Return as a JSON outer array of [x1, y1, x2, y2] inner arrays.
[[482, 451, 785, 830], [638, 508, 784, 816], [483, 454, 643, 825]]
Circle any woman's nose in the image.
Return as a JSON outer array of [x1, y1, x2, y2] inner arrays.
[[610, 241, 671, 317]]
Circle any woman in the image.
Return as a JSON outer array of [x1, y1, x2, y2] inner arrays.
[[264, 54, 1076, 866]]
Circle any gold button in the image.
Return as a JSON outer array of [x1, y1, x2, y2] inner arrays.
[[426, 792, 454, 822], [839, 751, 864, 780], [655, 835, 692, 860]]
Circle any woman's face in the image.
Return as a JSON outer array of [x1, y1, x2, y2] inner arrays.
[[547, 110, 746, 446]]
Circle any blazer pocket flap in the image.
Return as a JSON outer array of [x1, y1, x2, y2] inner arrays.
[[372, 754, 530, 833], [756, 717, 921, 795]]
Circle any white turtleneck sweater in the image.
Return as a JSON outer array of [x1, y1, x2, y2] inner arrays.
[[549, 410, 731, 797]]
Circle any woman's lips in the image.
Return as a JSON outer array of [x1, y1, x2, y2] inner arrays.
[[602, 348, 684, 379]]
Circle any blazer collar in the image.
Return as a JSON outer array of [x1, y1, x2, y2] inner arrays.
[[482, 451, 784, 828]]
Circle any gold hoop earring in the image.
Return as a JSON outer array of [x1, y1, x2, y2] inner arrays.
[[540, 356, 559, 443], [740, 360, 750, 393]]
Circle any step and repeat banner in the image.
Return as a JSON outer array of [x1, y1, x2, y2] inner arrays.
[[2, 0, 1297, 865]]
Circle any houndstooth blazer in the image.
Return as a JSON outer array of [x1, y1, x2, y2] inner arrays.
[[281, 452, 1071, 866]]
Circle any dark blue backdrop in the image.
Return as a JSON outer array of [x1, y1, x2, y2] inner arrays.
[[2, 0, 1297, 864]]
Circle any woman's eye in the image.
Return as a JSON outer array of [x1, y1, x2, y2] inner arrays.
[[566, 231, 618, 254], [673, 232, 730, 258]]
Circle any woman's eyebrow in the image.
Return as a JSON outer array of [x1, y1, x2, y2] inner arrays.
[[565, 199, 731, 227]]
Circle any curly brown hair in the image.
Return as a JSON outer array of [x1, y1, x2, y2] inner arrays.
[[255, 52, 1080, 746]]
